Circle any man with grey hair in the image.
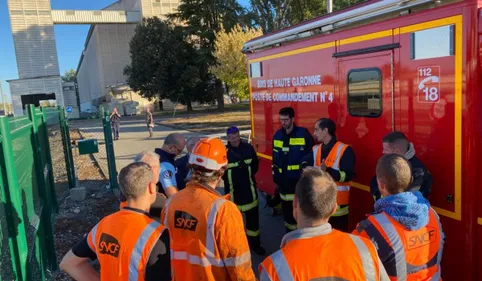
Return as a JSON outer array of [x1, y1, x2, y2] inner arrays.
[[154, 133, 186, 198], [119, 151, 167, 217], [175, 136, 201, 190], [60, 162, 171, 281]]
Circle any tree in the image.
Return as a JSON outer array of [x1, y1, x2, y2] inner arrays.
[[124, 17, 215, 111], [61, 69, 76, 82], [249, 0, 366, 33], [211, 25, 263, 100], [168, 0, 249, 110]]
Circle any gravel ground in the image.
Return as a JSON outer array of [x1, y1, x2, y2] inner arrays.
[[48, 127, 118, 281]]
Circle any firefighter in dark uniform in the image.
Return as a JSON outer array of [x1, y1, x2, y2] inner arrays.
[[222, 126, 266, 255], [301, 118, 356, 232], [272, 107, 315, 233]]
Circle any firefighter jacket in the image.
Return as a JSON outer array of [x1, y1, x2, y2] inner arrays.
[[86, 208, 168, 281], [272, 124, 314, 195], [310, 139, 355, 217], [259, 223, 389, 281], [370, 143, 433, 201], [353, 192, 444, 281], [222, 141, 259, 212], [160, 182, 256, 281]]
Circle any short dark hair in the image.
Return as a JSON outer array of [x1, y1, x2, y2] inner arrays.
[[295, 167, 337, 220], [376, 154, 412, 194], [383, 131, 408, 143], [316, 118, 336, 136], [382, 131, 409, 153], [279, 107, 295, 118]]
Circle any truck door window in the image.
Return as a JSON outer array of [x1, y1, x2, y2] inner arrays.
[[410, 24, 454, 60], [250, 62, 262, 78], [347, 68, 382, 117]]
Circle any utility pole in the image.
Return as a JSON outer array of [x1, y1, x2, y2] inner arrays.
[[0, 81, 7, 115], [327, 0, 333, 13]]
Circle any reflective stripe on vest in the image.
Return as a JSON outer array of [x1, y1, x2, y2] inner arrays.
[[227, 158, 258, 212], [370, 209, 443, 281], [170, 198, 251, 268], [313, 142, 351, 212], [129, 221, 163, 280], [266, 234, 379, 281]]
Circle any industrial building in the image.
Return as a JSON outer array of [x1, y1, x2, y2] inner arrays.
[[7, 0, 179, 117]]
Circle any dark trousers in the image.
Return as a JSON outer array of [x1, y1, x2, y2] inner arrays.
[[243, 205, 261, 248], [281, 199, 297, 233], [112, 122, 119, 140], [329, 214, 349, 232]]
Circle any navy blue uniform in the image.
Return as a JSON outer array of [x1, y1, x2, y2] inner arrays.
[[222, 141, 261, 247], [174, 153, 190, 191], [272, 124, 314, 232]]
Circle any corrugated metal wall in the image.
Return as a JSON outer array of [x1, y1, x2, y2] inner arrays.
[[8, 0, 60, 79], [9, 76, 63, 116], [51, 10, 141, 24]]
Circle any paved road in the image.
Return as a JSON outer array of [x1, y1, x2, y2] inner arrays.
[[75, 116, 286, 276]]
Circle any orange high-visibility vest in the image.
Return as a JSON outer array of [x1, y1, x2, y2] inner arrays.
[[353, 208, 444, 281], [87, 209, 167, 281], [313, 141, 351, 216], [259, 224, 389, 281], [161, 182, 255, 281]]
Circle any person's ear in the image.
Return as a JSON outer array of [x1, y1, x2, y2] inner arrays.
[[330, 203, 338, 216], [148, 182, 156, 195]]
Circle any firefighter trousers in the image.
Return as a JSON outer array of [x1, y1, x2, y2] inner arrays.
[[242, 204, 261, 248], [281, 198, 297, 233]]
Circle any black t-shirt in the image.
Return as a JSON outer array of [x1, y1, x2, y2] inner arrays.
[[72, 208, 171, 281]]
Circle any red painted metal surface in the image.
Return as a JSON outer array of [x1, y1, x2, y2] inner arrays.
[[247, 1, 481, 280]]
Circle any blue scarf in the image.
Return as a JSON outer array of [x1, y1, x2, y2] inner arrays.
[[374, 191, 430, 230]]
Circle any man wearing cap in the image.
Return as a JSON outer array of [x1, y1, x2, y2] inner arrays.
[[222, 126, 265, 255]]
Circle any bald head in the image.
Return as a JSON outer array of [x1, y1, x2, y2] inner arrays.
[[186, 136, 201, 153], [162, 133, 186, 156], [295, 167, 338, 220]]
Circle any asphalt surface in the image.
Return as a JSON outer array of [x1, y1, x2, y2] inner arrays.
[[75, 115, 287, 276]]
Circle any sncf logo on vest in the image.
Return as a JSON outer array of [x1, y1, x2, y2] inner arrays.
[[406, 227, 437, 250], [174, 210, 198, 231], [99, 233, 121, 257]]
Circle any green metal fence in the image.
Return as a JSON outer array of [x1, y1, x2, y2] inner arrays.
[[0, 105, 59, 281]]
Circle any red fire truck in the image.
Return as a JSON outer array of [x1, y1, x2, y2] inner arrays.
[[243, 0, 481, 280]]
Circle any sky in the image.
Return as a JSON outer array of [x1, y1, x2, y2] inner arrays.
[[0, 0, 249, 103]]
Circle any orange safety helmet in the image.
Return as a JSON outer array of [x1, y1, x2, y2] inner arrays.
[[188, 137, 228, 171]]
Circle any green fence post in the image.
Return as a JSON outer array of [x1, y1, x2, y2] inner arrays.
[[29, 105, 58, 274], [102, 110, 118, 189], [0, 116, 29, 281], [58, 106, 75, 189]]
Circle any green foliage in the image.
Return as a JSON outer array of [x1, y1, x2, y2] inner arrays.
[[61, 69, 76, 82], [123, 17, 216, 110], [211, 25, 263, 100], [248, 0, 367, 33]]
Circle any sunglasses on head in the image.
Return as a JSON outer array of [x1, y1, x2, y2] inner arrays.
[[227, 126, 239, 134]]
